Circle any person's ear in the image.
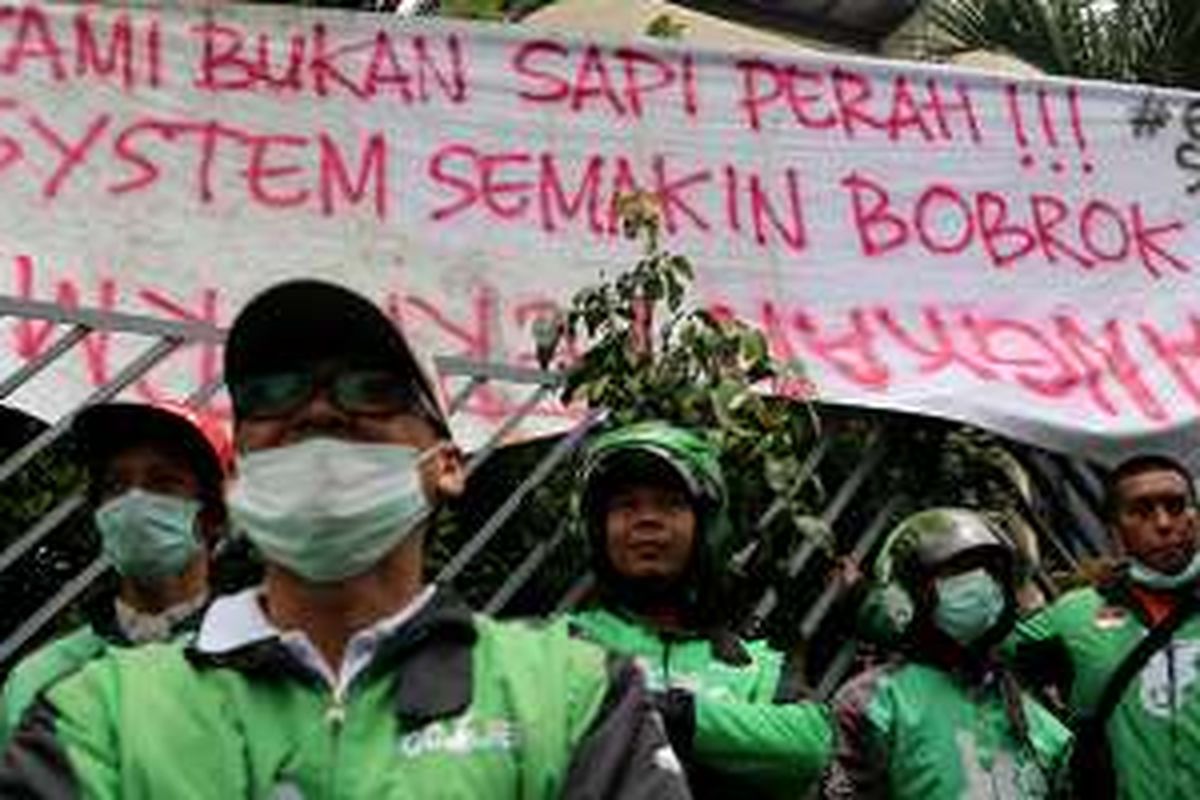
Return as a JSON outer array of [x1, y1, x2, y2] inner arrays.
[[1184, 505, 1200, 538], [431, 443, 466, 500]]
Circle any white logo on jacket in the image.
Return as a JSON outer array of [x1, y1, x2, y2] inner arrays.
[[1139, 640, 1200, 718], [396, 712, 518, 758], [955, 730, 1049, 799]]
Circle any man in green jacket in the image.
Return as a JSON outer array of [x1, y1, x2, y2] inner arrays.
[[0, 280, 690, 800], [1, 402, 229, 743], [1010, 454, 1200, 800], [822, 508, 1071, 799], [570, 421, 832, 799]]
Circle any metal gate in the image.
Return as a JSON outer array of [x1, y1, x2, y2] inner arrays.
[[0, 294, 1113, 693]]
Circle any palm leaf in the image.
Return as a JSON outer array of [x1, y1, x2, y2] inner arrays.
[[922, 0, 1200, 89]]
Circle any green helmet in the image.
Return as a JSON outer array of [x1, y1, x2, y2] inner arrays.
[[876, 507, 1015, 591], [861, 508, 1015, 645], [578, 421, 735, 593]]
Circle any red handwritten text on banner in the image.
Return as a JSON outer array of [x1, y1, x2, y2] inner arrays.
[[0, 3, 1195, 461]]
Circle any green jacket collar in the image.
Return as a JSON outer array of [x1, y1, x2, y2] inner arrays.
[[573, 605, 751, 666]]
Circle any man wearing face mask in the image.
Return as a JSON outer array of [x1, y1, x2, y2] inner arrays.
[[1010, 454, 1200, 800], [570, 422, 832, 799], [0, 402, 228, 744], [822, 508, 1071, 799], [0, 279, 689, 800]]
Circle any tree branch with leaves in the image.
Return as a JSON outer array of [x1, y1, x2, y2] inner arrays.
[[539, 191, 825, 579]]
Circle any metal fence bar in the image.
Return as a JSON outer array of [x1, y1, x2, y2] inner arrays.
[[0, 338, 179, 487], [815, 640, 858, 700], [0, 493, 86, 577], [1008, 490, 1080, 574], [742, 428, 890, 634], [0, 324, 90, 402], [727, 432, 833, 577], [554, 571, 595, 614], [445, 377, 486, 416], [464, 384, 554, 477], [186, 375, 225, 407], [1021, 451, 1107, 557], [0, 556, 108, 666], [798, 493, 907, 641], [0, 297, 223, 343], [433, 358, 564, 462], [435, 357, 564, 389], [436, 357, 561, 419], [483, 519, 572, 614], [1054, 454, 1105, 518], [999, 475, 1079, 600], [811, 429, 889, 536], [433, 357, 564, 459], [435, 408, 604, 585], [754, 431, 833, 532]]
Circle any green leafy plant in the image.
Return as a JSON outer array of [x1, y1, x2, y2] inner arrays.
[[542, 191, 822, 562], [916, 0, 1200, 89], [645, 13, 687, 40]]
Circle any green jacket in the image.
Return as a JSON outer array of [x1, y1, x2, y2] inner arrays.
[[1, 625, 109, 745], [822, 660, 1071, 799], [1, 588, 690, 800], [1, 603, 204, 746], [1010, 583, 1200, 800], [570, 606, 832, 798]]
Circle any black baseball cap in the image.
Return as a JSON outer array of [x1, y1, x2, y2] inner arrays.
[[223, 280, 447, 433]]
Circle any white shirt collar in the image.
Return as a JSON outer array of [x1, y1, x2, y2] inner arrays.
[[194, 584, 437, 695], [114, 591, 209, 645], [194, 587, 276, 654]]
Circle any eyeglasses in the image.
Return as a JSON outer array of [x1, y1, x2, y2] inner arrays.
[[231, 368, 438, 422]]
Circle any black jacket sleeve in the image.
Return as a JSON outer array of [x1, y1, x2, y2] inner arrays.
[[562, 655, 693, 800], [0, 698, 81, 799]]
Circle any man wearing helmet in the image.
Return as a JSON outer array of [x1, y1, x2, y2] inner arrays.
[[822, 507, 1071, 799], [572, 420, 832, 799], [1, 402, 229, 742], [1010, 454, 1200, 799]]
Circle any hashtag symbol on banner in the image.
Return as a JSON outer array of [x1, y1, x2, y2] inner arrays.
[[1130, 93, 1172, 138]]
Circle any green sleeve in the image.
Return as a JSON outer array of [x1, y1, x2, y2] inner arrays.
[[1008, 602, 1060, 649], [693, 695, 833, 797], [48, 661, 123, 799], [1002, 600, 1077, 695], [0, 652, 124, 799], [1, 628, 107, 748], [1, 665, 27, 744]]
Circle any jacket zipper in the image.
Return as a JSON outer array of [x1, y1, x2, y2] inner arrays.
[[326, 688, 348, 798], [326, 691, 348, 728]]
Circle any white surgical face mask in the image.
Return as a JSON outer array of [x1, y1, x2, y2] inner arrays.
[[94, 490, 202, 579], [228, 438, 435, 583], [933, 568, 1007, 646]]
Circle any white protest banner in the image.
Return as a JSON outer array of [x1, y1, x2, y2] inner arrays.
[[0, 3, 1198, 462]]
